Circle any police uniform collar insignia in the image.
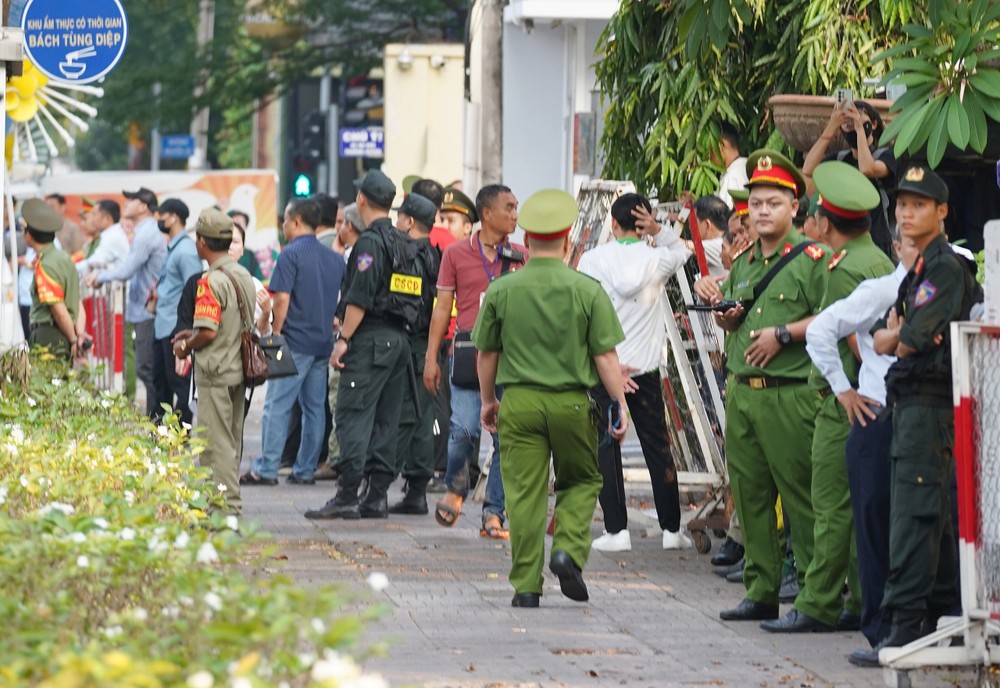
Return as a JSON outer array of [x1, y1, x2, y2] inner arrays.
[[805, 244, 825, 260], [905, 167, 926, 182], [828, 248, 847, 271], [781, 242, 793, 256], [914, 256, 925, 275], [914, 279, 937, 307], [758, 156, 773, 171]]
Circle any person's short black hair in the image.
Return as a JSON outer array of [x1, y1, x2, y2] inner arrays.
[[817, 206, 871, 235], [285, 197, 321, 230], [26, 227, 54, 244], [313, 193, 340, 227], [693, 195, 730, 234], [201, 235, 232, 252], [96, 199, 120, 224], [44, 193, 66, 206], [854, 100, 884, 139], [475, 184, 513, 218], [610, 192, 652, 231], [719, 122, 741, 152], [412, 179, 445, 209]]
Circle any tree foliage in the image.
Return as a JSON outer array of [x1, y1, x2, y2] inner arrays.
[[595, 0, 920, 198], [876, 0, 1000, 168], [76, 0, 465, 170]]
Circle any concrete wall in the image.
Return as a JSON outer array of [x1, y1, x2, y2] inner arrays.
[[383, 44, 466, 192]]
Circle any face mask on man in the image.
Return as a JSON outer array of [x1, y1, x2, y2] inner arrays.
[[157, 219, 170, 233], [844, 120, 874, 149]]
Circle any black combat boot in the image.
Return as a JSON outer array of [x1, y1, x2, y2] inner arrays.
[[388, 477, 429, 515], [359, 471, 393, 519], [304, 474, 362, 520]]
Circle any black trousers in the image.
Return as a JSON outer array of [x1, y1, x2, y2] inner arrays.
[[282, 398, 333, 467], [152, 336, 192, 426], [593, 370, 681, 534], [846, 409, 893, 647]]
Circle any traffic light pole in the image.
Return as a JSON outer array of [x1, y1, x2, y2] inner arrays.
[[318, 68, 331, 195]]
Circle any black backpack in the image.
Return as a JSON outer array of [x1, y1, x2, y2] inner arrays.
[[372, 224, 440, 334]]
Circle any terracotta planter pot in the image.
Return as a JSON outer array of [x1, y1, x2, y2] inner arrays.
[[768, 94, 896, 154]]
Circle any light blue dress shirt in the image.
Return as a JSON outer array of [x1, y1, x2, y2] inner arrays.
[[154, 232, 203, 339], [806, 263, 907, 405], [97, 217, 165, 324]]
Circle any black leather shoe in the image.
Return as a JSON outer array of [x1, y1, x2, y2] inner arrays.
[[304, 500, 361, 520], [837, 610, 862, 631], [714, 558, 744, 578], [388, 478, 429, 515], [387, 499, 428, 515], [287, 474, 316, 485], [726, 567, 744, 583], [710, 538, 745, 567], [778, 572, 799, 603], [720, 599, 778, 621], [549, 550, 588, 602], [760, 609, 834, 633], [511, 593, 540, 608], [848, 648, 881, 668]]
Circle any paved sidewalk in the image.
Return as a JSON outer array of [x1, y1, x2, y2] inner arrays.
[[238, 394, 980, 687]]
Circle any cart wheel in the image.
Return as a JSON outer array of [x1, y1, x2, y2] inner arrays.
[[691, 529, 712, 554]]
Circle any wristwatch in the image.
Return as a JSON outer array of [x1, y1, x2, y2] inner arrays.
[[775, 325, 792, 346]]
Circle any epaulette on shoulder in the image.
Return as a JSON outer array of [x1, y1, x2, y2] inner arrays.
[[733, 244, 753, 262], [804, 243, 825, 261]]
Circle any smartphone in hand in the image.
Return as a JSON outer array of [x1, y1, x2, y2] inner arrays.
[[835, 88, 853, 110]]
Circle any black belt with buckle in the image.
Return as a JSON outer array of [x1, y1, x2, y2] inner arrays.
[[734, 374, 806, 390]]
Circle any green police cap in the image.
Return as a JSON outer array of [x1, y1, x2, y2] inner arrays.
[[353, 170, 397, 209], [518, 189, 578, 240], [746, 149, 807, 198], [22, 198, 62, 233], [402, 174, 421, 195], [896, 165, 948, 203], [397, 192, 437, 229], [195, 207, 234, 239], [730, 188, 749, 217], [813, 160, 880, 218], [441, 187, 479, 224]]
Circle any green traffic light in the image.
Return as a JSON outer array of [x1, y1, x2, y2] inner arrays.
[[293, 173, 313, 197]]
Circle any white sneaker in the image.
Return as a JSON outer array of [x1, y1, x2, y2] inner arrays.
[[592, 529, 632, 552], [662, 529, 692, 550]]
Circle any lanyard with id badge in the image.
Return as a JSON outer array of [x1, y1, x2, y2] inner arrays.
[[451, 237, 524, 389]]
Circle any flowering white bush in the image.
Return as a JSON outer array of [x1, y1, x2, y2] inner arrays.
[[0, 353, 389, 687]]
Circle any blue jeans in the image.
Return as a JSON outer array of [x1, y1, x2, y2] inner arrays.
[[253, 350, 328, 480], [445, 377, 505, 521]]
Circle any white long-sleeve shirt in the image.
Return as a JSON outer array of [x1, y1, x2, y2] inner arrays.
[[76, 223, 130, 275], [577, 227, 692, 374], [717, 157, 749, 209], [806, 263, 906, 405]]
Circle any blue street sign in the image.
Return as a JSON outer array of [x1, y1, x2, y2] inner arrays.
[[161, 134, 196, 160], [339, 127, 384, 159], [21, 0, 128, 85]]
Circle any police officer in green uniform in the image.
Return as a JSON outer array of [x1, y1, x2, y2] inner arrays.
[[694, 150, 829, 622], [851, 166, 979, 666], [388, 192, 441, 515], [171, 208, 256, 514], [473, 189, 629, 608], [763, 161, 895, 632], [22, 198, 85, 360], [306, 170, 411, 520]]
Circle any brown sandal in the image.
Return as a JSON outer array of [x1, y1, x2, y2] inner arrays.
[[480, 515, 509, 540], [434, 492, 464, 527]]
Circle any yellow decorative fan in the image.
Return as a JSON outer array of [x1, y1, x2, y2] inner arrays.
[[4, 58, 103, 162]]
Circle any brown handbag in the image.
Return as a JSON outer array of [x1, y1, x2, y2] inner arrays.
[[220, 269, 269, 388]]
